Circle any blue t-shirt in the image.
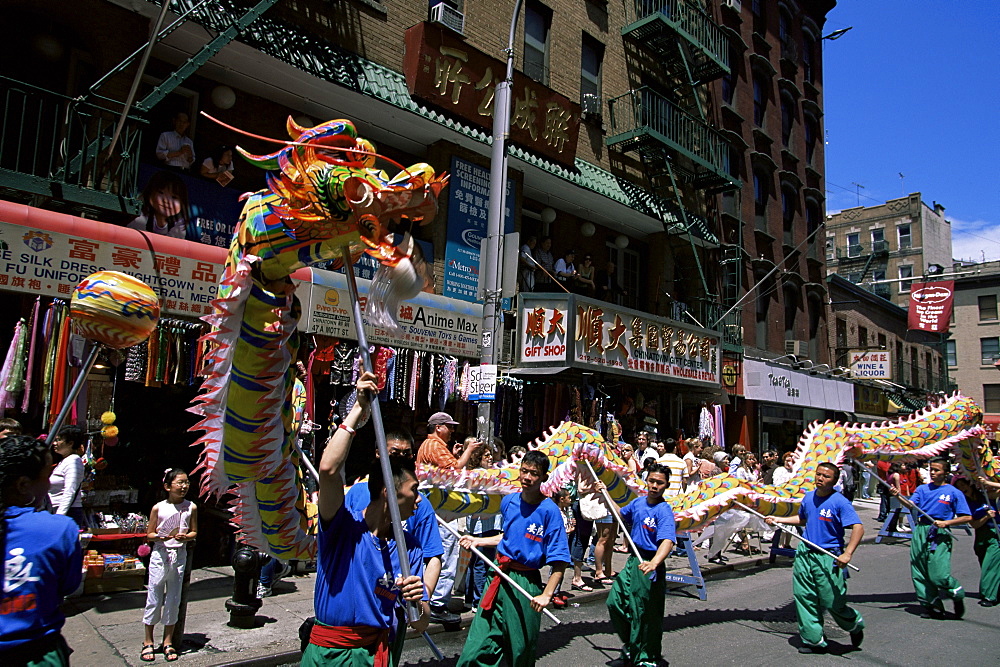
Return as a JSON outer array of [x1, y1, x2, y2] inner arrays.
[[314, 505, 425, 629], [0, 507, 82, 650], [620, 497, 677, 553], [345, 483, 444, 559], [910, 483, 971, 522], [970, 497, 998, 537], [797, 490, 861, 553], [496, 493, 572, 569]]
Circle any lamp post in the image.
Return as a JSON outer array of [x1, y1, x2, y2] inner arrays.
[[477, 0, 523, 446]]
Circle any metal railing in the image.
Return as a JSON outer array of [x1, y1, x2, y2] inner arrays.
[[627, 0, 730, 71], [0, 76, 144, 208], [671, 299, 742, 347], [607, 87, 732, 176]]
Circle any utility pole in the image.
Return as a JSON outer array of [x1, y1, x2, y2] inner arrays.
[[477, 0, 523, 447]]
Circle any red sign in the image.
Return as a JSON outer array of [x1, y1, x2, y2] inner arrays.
[[983, 415, 1000, 442], [907, 281, 954, 332], [404, 22, 580, 166]]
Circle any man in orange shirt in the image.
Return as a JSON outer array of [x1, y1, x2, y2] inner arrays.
[[416, 412, 482, 624]]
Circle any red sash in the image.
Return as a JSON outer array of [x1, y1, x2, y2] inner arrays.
[[480, 554, 537, 612], [309, 622, 390, 666]]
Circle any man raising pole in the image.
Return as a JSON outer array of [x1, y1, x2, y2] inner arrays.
[[765, 462, 865, 654]]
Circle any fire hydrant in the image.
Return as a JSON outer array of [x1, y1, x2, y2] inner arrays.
[[226, 544, 263, 628]]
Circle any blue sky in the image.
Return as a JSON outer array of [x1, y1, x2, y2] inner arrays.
[[821, 1, 1000, 262]]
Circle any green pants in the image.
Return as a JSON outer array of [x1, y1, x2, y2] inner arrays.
[[607, 555, 666, 666], [1, 634, 72, 667], [974, 529, 1000, 603], [302, 642, 380, 666], [389, 615, 406, 667], [910, 523, 964, 611], [456, 568, 543, 667], [791, 544, 864, 648]]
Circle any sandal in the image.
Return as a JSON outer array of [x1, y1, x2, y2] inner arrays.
[[162, 644, 179, 662], [140, 644, 155, 662], [596, 577, 614, 585], [571, 582, 594, 592]]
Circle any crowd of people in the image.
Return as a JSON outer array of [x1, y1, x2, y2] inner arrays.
[[518, 236, 626, 301]]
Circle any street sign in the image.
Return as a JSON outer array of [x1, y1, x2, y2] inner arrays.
[[468, 364, 497, 402]]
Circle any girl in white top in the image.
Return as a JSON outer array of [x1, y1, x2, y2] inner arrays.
[[48, 425, 86, 527], [141, 468, 198, 663]]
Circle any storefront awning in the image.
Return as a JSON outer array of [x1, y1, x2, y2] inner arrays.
[[506, 366, 572, 377]]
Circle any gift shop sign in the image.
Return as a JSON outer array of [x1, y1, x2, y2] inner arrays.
[[404, 21, 580, 166], [849, 349, 893, 380], [517, 295, 721, 388], [297, 268, 482, 358], [907, 281, 954, 333]]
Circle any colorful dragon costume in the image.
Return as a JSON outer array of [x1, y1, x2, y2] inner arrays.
[[189, 118, 447, 558], [422, 394, 993, 532]]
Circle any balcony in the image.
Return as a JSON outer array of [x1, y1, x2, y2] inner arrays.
[[836, 239, 889, 261], [622, 0, 730, 83], [670, 299, 742, 349], [869, 283, 892, 299], [0, 76, 145, 214], [607, 87, 739, 191]]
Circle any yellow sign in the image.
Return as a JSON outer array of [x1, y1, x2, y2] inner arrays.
[[722, 364, 738, 388], [324, 289, 339, 307]]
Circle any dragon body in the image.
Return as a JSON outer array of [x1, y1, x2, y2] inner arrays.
[[190, 118, 447, 558], [421, 394, 991, 532]]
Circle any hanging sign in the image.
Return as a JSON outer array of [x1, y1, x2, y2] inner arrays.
[[849, 349, 893, 380], [907, 281, 954, 332], [468, 364, 497, 401]]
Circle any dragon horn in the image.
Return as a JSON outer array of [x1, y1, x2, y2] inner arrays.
[[286, 115, 309, 140]]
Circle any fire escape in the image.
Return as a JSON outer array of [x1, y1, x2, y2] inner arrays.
[[607, 0, 741, 348], [835, 239, 891, 298]]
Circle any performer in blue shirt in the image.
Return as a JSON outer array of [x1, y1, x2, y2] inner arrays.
[[344, 430, 444, 665], [603, 463, 676, 667], [456, 450, 571, 667], [0, 435, 82, 666], [302, 372, 429, 667], [766, 461, 864, 654], [893, 457, 971, 619], [953, 475, 1000, 607]]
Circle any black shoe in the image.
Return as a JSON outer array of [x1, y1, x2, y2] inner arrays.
[[707, 555, 725, 565], [850, 628, 864, 647], [797, 645, 828, 654], [920, 608, 945, 619], [979, 599, 998, 607], [954, 598, 965, 619], [429, 606, 460, 624], [875, 516, 886, 522]]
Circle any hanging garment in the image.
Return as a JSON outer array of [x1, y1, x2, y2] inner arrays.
[[21, 298, 41, 413], [699, 406, 714, 443], [0, 320, 25, 409], [713, 404, 726, 452]]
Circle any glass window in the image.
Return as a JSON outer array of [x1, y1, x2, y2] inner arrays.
[[979, 294, 998, 321], [784, 287, 798, 339], [982, 337, 1000, 365], [847, 232, 860, 257], [871, 228, 884, 244], [804, 115, 818, 164], [946, 340, 957, 367], [898, 265, 913, 292], [780, 97, 794, 146], [858, 325, 868, 347], [753, 75, 767, 127], [754, 170, 768, 230], [985, 384, 1000, 413], [802, 34, 816, 84], [897, 223, 912, 249], [873, 269, 886, 282], [722, 42, 736, 106], [524, 2, 551, 84], [580, 35, 603, 102], [825, 238, 835, 260], [781, 187, 795, 242]]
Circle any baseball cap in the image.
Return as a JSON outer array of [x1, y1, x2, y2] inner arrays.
[[428, 412, 459, 426]]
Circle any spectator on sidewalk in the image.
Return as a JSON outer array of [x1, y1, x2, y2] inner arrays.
[[761, 449, 779, 485], [657, 439, 687, 497]]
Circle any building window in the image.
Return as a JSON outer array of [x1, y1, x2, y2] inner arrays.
[[781, 187, 796, 244], [580, 34, 603, 103], [835, 317, 847, 366], [871, 228, 885, 251], [982, 337, 1000, 365], [898, 265, 913, 292], [898, 223, 912, 250], [722, 42, 737, 106], [946, 340, 957, 367], [754, 169, 769, 230], [847, 232, 860, 257], [873, 269, 886, 282], [751, 0, 765, 33], [979, 294, 998, 321], [911, 346, 920, 387], [877, 333, 887, 350], [804, 115, 818, 164], [784, 286, 799, 340], [524, 2, 551, 84], [802, 33, 816, 84], [858, 325, 868, 347], [753, 75, 767, 127], [825, 237, 835, 260], [986, 384, 1000, 413], [846, 272, 862, 284], [780, 97, 794, 147]]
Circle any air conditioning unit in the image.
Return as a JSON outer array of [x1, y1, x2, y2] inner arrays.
[[784, 339, 809, 357], [581, 93, 603, 117], [430, 2, 465, 35], [724, 0, 742, 12]]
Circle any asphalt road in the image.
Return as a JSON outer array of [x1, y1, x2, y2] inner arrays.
[[397, 535, 999, 666]]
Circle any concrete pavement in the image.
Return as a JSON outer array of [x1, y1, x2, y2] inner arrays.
[[61, 496, 898, 665]]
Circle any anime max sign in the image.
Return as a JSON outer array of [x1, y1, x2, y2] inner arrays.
[[907, 281, 954, 332]]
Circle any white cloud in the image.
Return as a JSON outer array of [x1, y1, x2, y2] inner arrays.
[[950, 216, 1000, 263]]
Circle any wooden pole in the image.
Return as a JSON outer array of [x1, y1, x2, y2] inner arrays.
[[583, 459, 643, 562]]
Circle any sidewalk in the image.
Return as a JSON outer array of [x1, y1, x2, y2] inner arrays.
[[61, 497, 887, 666]]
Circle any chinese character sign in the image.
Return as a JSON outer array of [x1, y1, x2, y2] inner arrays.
[[520, 306, 568, 362], [442, 157, 514, 302], [907, 281, 954, 333], [848, 349, 893, 380]]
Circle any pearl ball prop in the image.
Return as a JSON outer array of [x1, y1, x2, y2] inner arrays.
[[70, 271, 161, 349], [614, 234, 630, 249], [580, 222, 596, 237], [211, 85, 237, 110]]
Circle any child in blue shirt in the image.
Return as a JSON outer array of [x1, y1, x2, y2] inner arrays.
[[894, 457, 971, 619], [604, 463, 676, 667], [954, 475, 1000, 607], [457, 450, 571, 667], [767, 461, 865, 654]]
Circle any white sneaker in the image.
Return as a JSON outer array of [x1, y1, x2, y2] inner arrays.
[[275, 561, 293, 581], [257, 583, 272, 598]]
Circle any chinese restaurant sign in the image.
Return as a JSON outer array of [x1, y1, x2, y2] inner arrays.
[[404, 21, 581, 166], [298, 268, 482, 358], [517, 295, 721, 388], [907, 281, 954, 333]]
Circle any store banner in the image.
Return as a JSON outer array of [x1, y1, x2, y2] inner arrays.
[[743, 358, 854, 412], [849, 349, 893, 380], [0, 203, 236, 317], [297, 268, 482, 358], [517, 294, 721, 388], [907, 281, 954, 332], [443, 156, 514, 302]]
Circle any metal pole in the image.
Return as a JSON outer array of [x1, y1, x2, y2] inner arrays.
[[436, 515, 560, 624], [45, 343, 101, 445], [733, 500, 860, 571], [477, 0, 524, 446], [583, 460, 642, 562], [969, 446, 1000, 537]]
